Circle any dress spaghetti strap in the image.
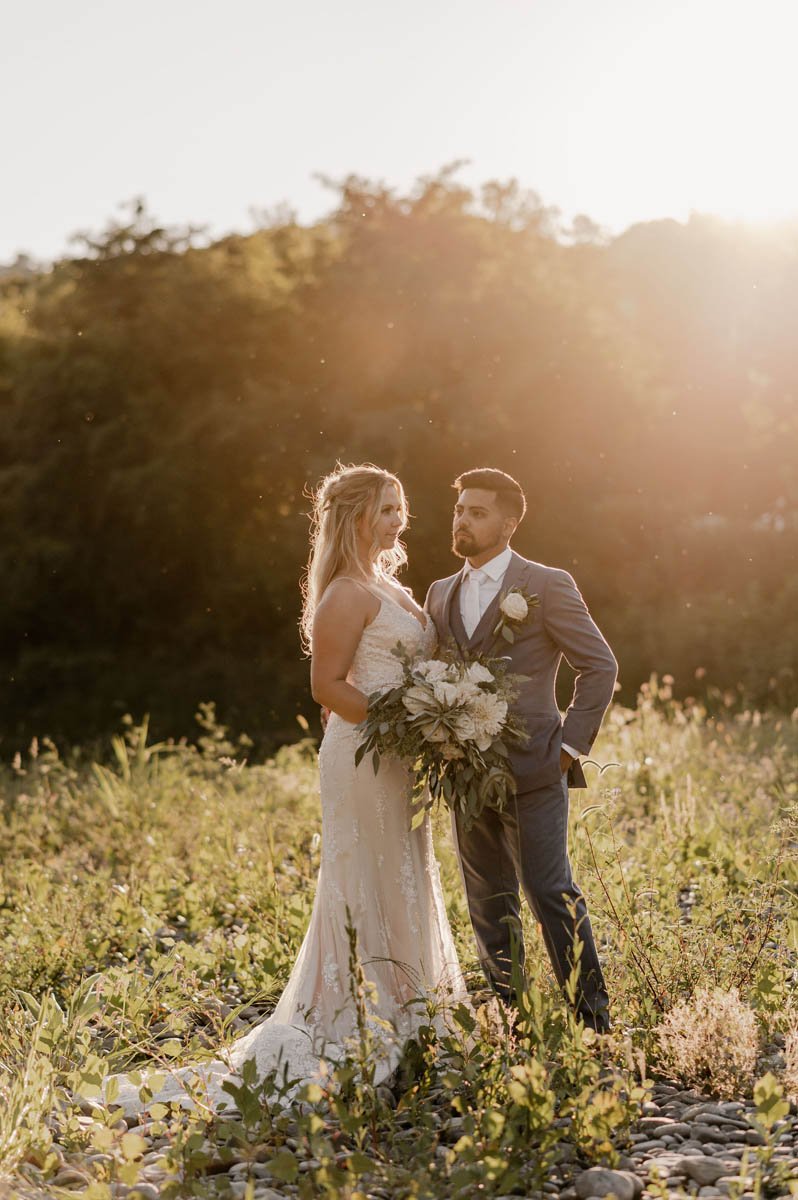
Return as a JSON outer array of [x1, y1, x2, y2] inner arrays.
[[332, 576, 382, 601]]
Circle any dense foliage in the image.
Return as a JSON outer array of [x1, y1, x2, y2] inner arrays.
[[1, 174, 797, 747]]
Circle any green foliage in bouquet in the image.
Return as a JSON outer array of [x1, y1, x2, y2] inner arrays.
[[355, 644, 529, 831]]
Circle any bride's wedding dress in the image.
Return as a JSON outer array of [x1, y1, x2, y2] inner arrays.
[[106, 598, 466, 1114]]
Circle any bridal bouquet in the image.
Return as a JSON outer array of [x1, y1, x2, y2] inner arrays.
[[355, 645, 528, 831]]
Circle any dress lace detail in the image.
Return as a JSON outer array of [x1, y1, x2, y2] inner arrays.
[[104, 599, 466, 1115]]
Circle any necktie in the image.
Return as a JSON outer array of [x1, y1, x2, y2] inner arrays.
[[462, 568, 485, 638]]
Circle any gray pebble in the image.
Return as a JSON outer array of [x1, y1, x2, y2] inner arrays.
[[693, 1123, 733, 1143], [668, 1122, 695, 1137], [678, 1157, 737, 1185], [699, 1112, 750, 1130], [715, 1177, 754, 1197], [51, 1170, 91, 1189], [128, 1187, 160, 1200], [575, 1167, 641, 1200]]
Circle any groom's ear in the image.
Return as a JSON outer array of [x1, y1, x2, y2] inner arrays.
[[503, 515, 519, 540]]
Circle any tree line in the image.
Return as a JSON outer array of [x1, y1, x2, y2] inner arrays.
[[1, 172, 796, 751]]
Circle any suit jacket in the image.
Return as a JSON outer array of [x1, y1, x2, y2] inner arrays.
[[425, 552, 618, 791]]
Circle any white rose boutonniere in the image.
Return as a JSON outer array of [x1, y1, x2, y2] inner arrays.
[[493, 587, 540, 644]]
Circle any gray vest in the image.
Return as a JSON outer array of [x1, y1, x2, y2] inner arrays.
[[447, 577, 505, 655]]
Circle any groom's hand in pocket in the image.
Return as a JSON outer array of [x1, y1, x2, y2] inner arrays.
[[560, 749, 574, 775]]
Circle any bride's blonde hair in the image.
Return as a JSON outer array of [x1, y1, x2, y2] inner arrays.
[[300, 463, 408, 653]]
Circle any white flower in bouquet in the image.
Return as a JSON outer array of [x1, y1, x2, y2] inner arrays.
[[401, 684, 433, 716], [449, 709, 477, 742], [415, 659, 450, 683], [454, 679, 482, 704], [500, 592, 529, 622], [464, 662, 495, 685], [470, 692, 509, 749], [431, 679, 462, 707]]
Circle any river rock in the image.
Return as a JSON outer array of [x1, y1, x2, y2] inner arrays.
[[575, 1167, 641, 1200], [51, 1169, 92, 1189], [637, 1117, 676, 1130], [678, 1157, 735, 1185], [127, 1186, 159, 1200], [662, 1122, 692, 1137], [715, 1177, 754, 1197]]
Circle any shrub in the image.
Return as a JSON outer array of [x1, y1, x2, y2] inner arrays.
[[655, 986, 758, 1098]]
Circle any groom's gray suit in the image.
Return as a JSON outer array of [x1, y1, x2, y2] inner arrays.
[[425, 550, 617, 1029]]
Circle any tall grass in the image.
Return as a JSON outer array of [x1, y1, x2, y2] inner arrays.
[[0, 686, 796, 1196]]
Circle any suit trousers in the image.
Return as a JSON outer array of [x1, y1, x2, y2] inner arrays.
[[453, 774, 610, 1031]]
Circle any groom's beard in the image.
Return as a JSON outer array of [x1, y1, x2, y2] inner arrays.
[[452, 531, 479, 558]]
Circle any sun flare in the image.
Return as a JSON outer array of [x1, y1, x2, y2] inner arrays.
[[536, 0, 798, 230]]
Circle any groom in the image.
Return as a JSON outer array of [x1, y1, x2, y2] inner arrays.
[[425, 468, 617, 1032]]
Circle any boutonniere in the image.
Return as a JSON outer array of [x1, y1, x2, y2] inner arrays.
[[493, 587, 540, 644]]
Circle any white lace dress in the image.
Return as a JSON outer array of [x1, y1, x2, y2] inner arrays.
[[106, 600, 466, 1114]]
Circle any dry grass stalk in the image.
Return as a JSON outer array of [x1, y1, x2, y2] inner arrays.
[[656, 986, 758, 1099]]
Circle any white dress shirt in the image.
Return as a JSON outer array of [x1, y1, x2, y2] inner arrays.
[[459, 547, 580, 763], [460, 547, 513, 632]]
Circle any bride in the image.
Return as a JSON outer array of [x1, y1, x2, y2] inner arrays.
[[105, 463, 466, 1114]]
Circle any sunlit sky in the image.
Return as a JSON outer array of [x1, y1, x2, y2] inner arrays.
[[3, 0, 798, 262]]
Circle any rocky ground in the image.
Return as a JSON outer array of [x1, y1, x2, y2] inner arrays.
[[562, 1081, 797, 1200], [8, 1075, 795, 1200]]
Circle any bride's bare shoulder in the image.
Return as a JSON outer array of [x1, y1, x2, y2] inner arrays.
[[318, 576, 379, 619]]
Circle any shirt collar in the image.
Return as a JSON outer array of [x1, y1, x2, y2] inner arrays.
[[464, 546, 513, 581]]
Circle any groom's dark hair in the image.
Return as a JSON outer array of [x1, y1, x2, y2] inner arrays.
[[453, 468, 527, 522]]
